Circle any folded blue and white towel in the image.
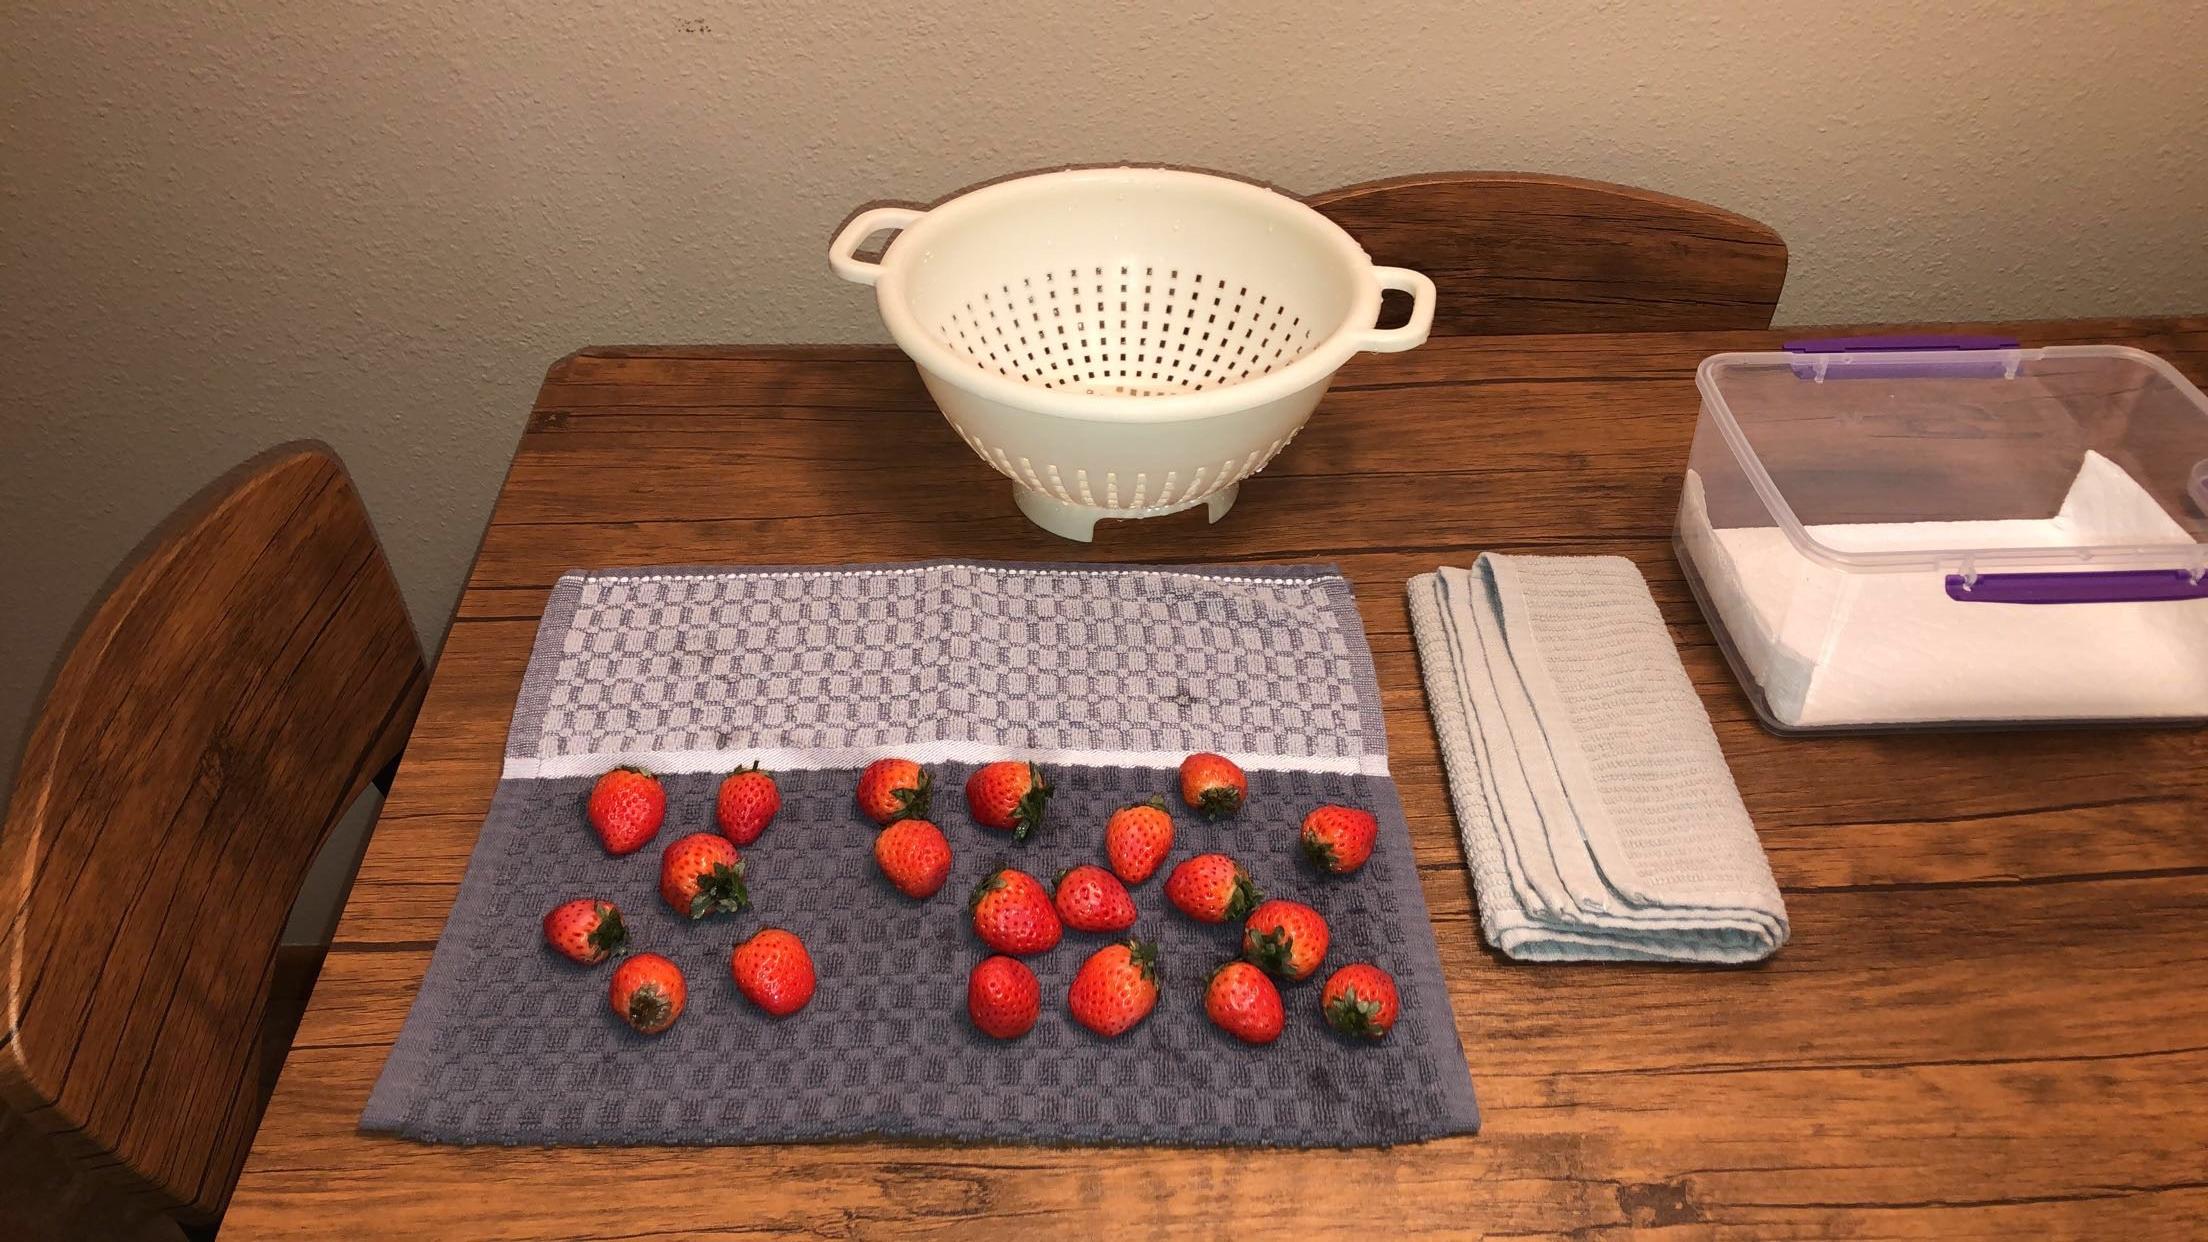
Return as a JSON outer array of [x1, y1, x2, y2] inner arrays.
[[1408, 555, 1788, 964]]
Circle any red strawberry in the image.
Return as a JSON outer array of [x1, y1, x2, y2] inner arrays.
[[730, 928, 817, 1017], [587, 766, 665, 855], [1068, 940, 1160, 1038], [715, 762, 781, 846], [967, 954, 1041, 1040], [965, 761, 1052, 840], [1178, 753, 1247, 820], [542, 898, 627, 965], [658, 832, 750, 919], [1104, 798, 1175, 885], [874, 818, 953, 899], [608, 952, 686, 1034], [1053, 864, 1137, 934], [1320, 963, 1400, 1040], [857, 758, 933, 825], [1204, 960, 1285, 1045], [1301, 804, 1378, 875], [1163, 853, 1262, 924], [1242, 898, 1330, 982], [968, 867, 1062, 956]]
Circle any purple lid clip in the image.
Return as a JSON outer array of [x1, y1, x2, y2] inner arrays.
[[1784, 334, 2024, 380], [1946, 569, 2208, 605]]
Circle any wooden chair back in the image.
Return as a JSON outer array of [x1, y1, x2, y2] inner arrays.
[[1309, 171, 1788, 334], [1, 443, 426, 1233]]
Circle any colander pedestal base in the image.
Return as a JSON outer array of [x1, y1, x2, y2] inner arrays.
[[1013, 484, 1240, 542]]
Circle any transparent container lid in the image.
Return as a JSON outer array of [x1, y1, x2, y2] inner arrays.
[[1697, 339, 2208, 601]]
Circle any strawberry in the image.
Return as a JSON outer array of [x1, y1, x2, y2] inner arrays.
[[965, 761, 1051, 840], [658, 832, 750, 919], [1068, 939, 1160, 1038], [1104, 798, 1174, 885], [968, 867, 1062, 956], [587, 766, 665, 855], [608, 952, 686, 1034], [1163, 853, 1262, 924], [857, 758, 932, 825], [1178, 752, 1247, 820], [715, 762, 781, 846], [966, 954, 1041, 1040], [1053, 864, 1137, 934], [1242, 899, 1330, 982], [874, 818, 953, 899], [1320, 963, 1400, 1040], [542, 898, 627, 965], [1301, 804, 1378, 875], [1204, 960, 1285, 1045], [730, 927, 816, 1017]]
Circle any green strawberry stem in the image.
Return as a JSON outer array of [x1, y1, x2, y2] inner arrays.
[[1226, 872, 1262, 920], [1246, 926, 1298, 977], [967, 869, 1007, 913], [1010, 765, 1052, 841], [688, 861, 750, 918], [894, 769, 933, 821], [1126, 938, 1159, 983], [628, 983, 673, 1032], [1325, 986, 1388, 1038], [1301, 834, 1339, 872], [589, 903, 630, 957], [1196, 787, 1241, 820]]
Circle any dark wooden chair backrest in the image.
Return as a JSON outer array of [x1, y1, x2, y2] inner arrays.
[[1309, 172, 1788, 334], [0, 444, 426, 1233]]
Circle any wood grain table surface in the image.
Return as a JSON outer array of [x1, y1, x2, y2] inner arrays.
[[225, 316, 2208, 1240]]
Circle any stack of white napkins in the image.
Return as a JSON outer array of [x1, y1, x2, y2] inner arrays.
[[1408, 555, 1787, 963]]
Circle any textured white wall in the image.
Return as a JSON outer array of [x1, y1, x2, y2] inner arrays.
[[4, 0, 2206, 798]]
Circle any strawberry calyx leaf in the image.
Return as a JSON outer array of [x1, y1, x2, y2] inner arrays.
[[1125, 938, 1159, 983], [1009, 765, 1052, 841], [588, 903, 629, 958], [1324, 985, 1388, 1038], [1195, 786, 1243, 820], [627, 982, 673, 1032], [1300, 831, 1341, 873], [687, 861, 750, 918], [1225, 869, 1262, 921], [967, 868, 1008, 914], [890, 769, 933, 821], [1245, 926, 1298, 977]]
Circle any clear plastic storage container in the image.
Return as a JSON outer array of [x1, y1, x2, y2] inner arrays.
[[1676, 337, 2208, 732]]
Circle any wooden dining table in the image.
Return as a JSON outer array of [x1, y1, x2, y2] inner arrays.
[[224, 315, 2208, 1240]]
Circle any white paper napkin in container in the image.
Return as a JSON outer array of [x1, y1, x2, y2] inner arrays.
[[1678, 450, 2208, 728], [1408, 555, 1788, 963]]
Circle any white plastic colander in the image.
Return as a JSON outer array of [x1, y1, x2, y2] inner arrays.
[[830, 167, 1436, 540]]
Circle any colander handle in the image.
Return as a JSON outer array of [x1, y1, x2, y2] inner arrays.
[[829, 207, 925, 286], [1355, 266, 1437, 353]]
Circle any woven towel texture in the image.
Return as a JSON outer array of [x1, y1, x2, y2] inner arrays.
[[364, 561, 1477, 1147]]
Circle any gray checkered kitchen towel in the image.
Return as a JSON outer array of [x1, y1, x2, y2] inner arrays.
[[364, 561, 1479, 1147]]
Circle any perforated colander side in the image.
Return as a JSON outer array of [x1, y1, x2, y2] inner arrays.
[[936, 263, 1320, 398]]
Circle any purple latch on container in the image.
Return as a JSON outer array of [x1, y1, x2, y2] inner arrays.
[[1945, 569, 2208, 605], [1785, 334, 2023, 380]]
